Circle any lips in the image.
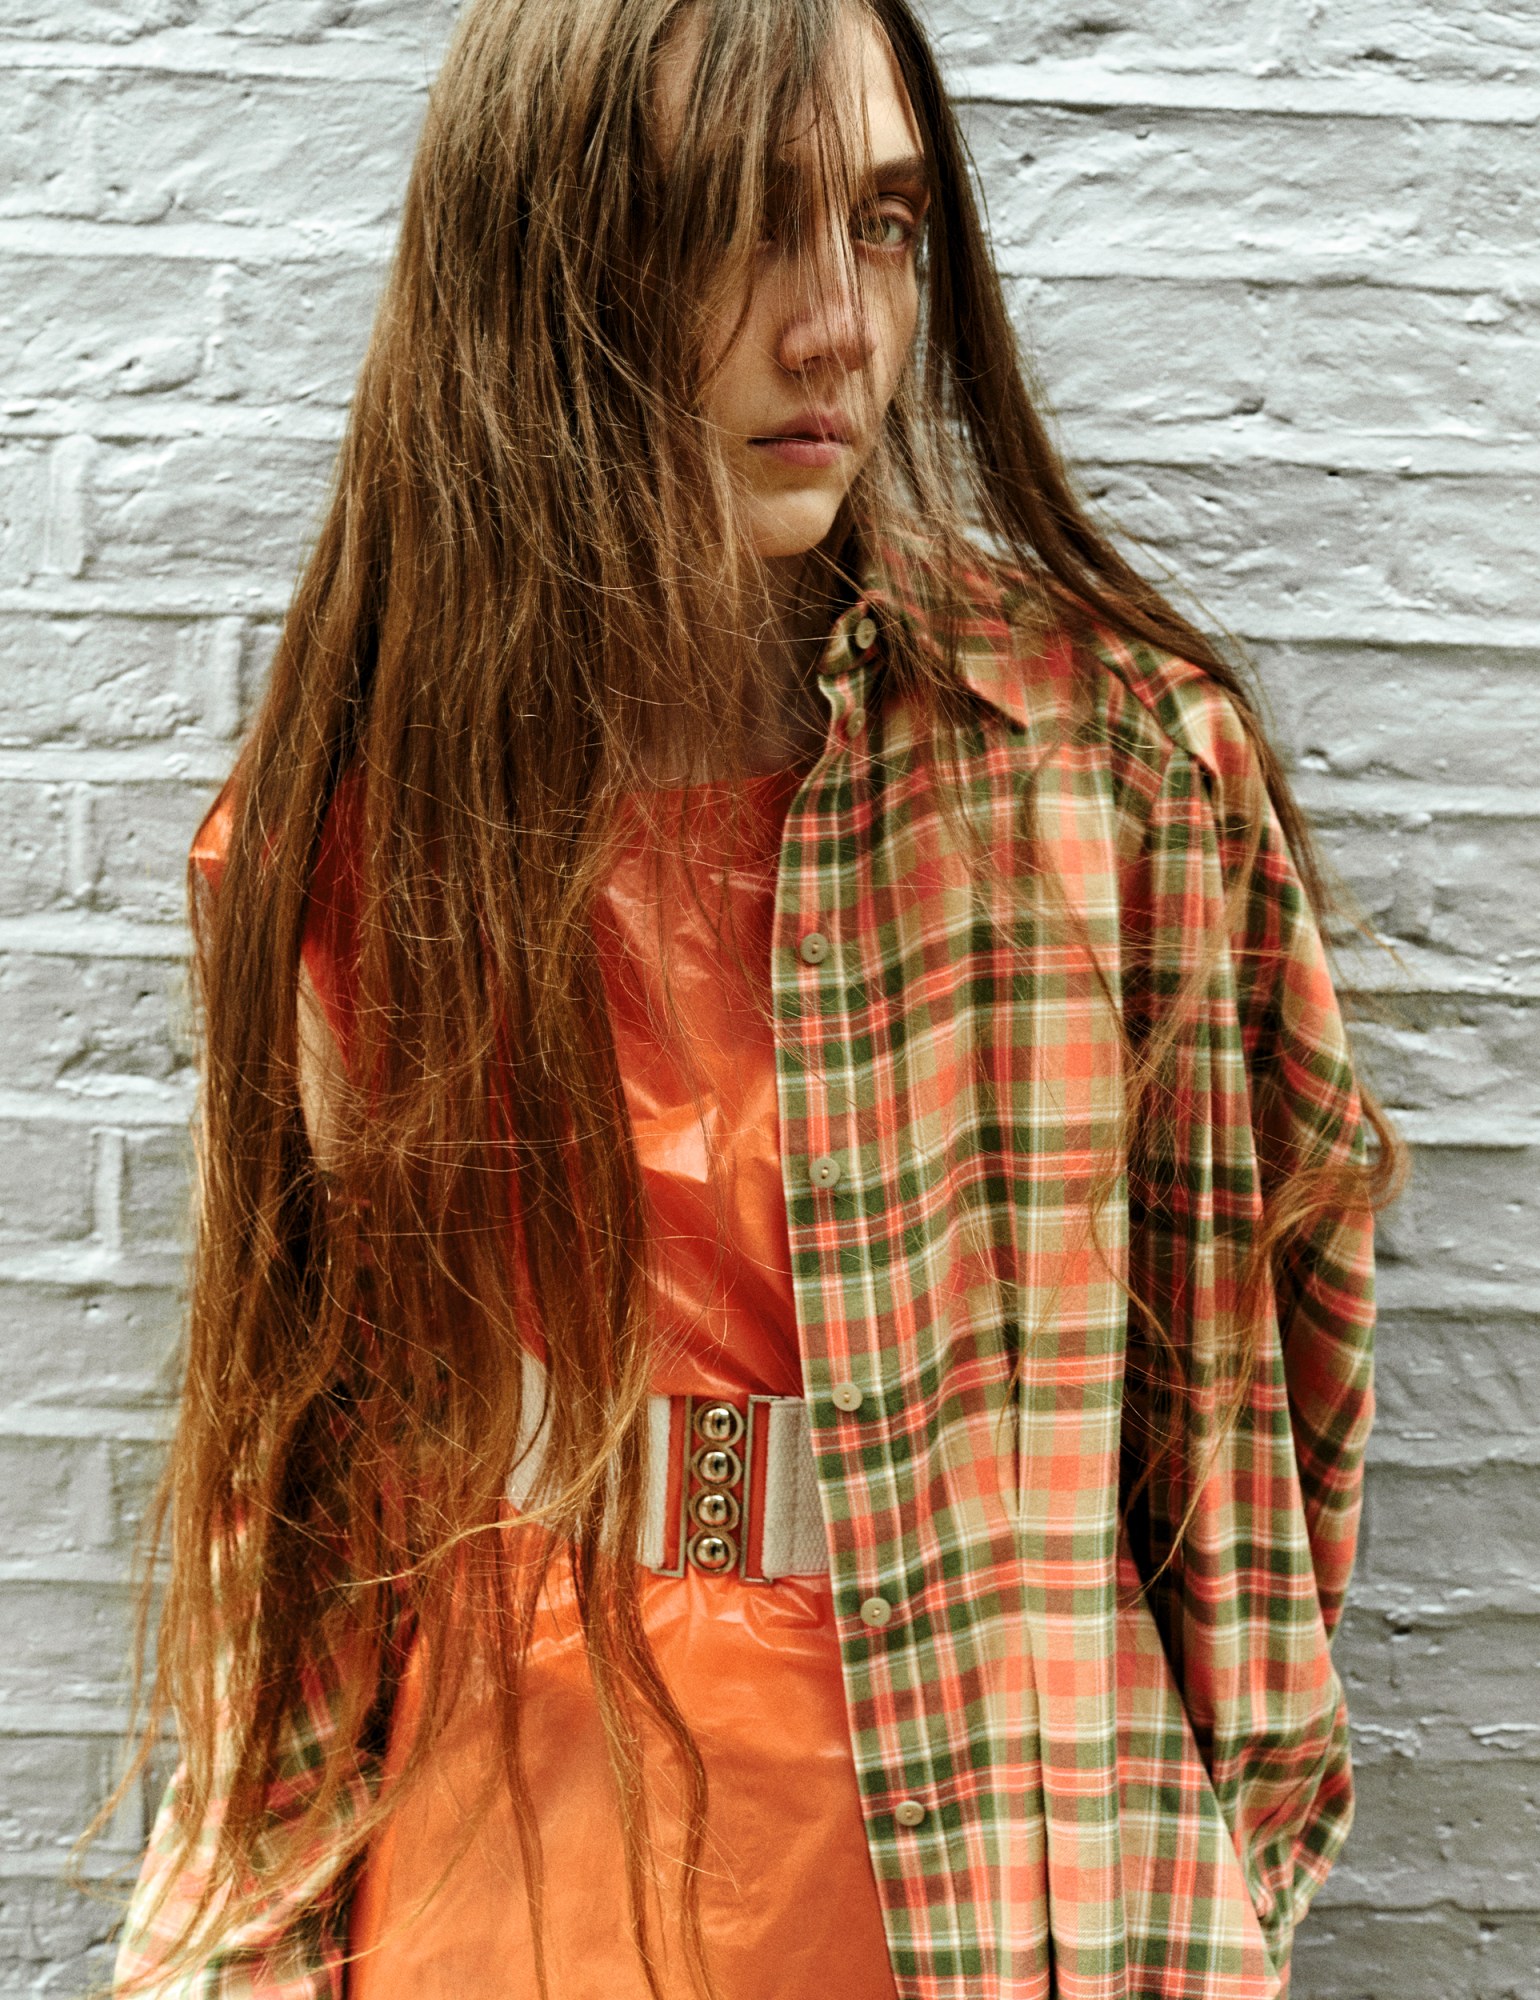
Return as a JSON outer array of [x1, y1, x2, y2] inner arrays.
[[747, 412, 855, 469], [751, 411, 854, 446]]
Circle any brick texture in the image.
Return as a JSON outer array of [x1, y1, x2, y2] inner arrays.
[[0, 2, 1535, 1993]]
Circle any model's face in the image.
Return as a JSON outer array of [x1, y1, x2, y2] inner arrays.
[[658, 10, 929, 562]]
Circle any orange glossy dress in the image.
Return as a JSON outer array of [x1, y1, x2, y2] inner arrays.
[[326, 771, 900, 2000]]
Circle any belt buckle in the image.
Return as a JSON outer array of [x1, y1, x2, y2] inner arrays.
[[685, 1395, 747, 1575], [653, 1393, 788, 1583]]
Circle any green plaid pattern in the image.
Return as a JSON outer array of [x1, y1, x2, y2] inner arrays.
[[117, 542, 1375, 1999]]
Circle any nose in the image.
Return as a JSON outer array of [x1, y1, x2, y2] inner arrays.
[[775, 252, 879, 378]]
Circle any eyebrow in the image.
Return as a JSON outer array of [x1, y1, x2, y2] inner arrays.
[[766, 148, 932, 218], [861, 152, 931, 195]]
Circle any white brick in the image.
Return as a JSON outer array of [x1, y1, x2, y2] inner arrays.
[[212, 256, 384, 406], [0, 949, 190, 1087], [0, 0, 455, 29], [1254, 641, 1540, 788], [1083, 461, 1540, 625], [0, 251, 214, 402], [1018, 275, 1269, 425], [0, 612, 209, 745], [82, 434, 334, 583], [0, 1729, 129, 1859], [1350, 1004, 1540, 1121], [0, 780, 68, 915], [930, 0, 1264, 69], [0, 1280, 179, 1403], [1293, 1907, 1540, 2000], [1317, 812, 1540, 965], [0, 1, 191, 34], [0, 68, 426, 230], [203, 0, 458, 36], [1374, 1141, 1540, 1286], [0, 1119, 94, 1244], [1298, 0, 1540, 86], [0, 1436, 134, 1558], [1361, 1454, 1540, 1599], [1020, 277, 1540, 443], [1336, 1598, 1540, 1728], [0, 245, 381, 414], [0, 1870, 118, 1999], [1376, 1304, 1540, 1448], [0, 250, 396, 411], [931, 0, 1540, 84], [0, 1576, 138, 1707], [81, 776, 213, 922], [969, 104, 1540, 263], [1325, 1757, 1540, 1908], [0, 440, 47, 583], [39, 433, 95, 577], [1266, 284, 1540, 440], [119, 1125, 192, 1248]]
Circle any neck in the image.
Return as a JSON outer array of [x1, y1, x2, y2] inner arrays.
[[630, 536, 852, 789], [738, 542, 846, 773]]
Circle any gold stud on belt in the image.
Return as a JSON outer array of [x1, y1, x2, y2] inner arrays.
[[695, 1403, 744, 1447], [692, 1443, 742, 1486], [688, 1532, 736, 1571], [690, 1488, 740, 1531], [687, 1402, 746, 1572]]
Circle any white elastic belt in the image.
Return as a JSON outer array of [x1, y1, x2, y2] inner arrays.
[[507, 1353, 831, 1583]]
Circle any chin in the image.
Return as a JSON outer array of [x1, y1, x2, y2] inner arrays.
[[744, 489, 847, 562]]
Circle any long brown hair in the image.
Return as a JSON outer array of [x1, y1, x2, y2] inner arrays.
[[100, 1, 1399, 1993]]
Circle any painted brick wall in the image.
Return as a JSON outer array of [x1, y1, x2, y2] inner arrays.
[[0, 2, 1535, 1993]]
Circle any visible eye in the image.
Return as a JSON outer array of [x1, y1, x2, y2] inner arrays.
[[852, 200, 920, 254]]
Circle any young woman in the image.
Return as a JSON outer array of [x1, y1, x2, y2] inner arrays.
[[106, 1, 1394, 1995]]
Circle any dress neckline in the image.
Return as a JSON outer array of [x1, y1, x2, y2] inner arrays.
[[631, 761, 807, 801]]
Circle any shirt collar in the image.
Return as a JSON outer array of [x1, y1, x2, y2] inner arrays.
[[819, 528, 1061, 735]]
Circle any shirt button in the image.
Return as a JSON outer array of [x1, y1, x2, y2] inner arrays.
[[830, 1381, 864, 1413], [853, 615, 878, 653], [859, 1595, 893, 1628], [846, 706, 867, 738], [799, 931, 830, 965], [894, 1798, 927, 1828], [809, 1154, 843, 1190]]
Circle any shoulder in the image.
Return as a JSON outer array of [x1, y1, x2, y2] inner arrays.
[[916, 537, 1266, 795], [1075, 619, 1262, 794], [188, 756, 366, 897], [190, 772, 240, 894]]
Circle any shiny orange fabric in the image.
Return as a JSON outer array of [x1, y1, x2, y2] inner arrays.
[[343, 771, 899, 2000]]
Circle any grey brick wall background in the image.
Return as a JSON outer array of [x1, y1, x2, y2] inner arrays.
[[0, 0, 1535, 1993]]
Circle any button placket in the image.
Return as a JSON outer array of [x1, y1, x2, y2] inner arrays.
[[812, 612, 874, 749], [797, 919, 842, 1205], [771, 647, 943, 1876]]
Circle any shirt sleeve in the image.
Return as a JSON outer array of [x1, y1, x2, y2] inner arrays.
[[1118, 678, 1377, 1960], [113, 1645, 370, 1999]]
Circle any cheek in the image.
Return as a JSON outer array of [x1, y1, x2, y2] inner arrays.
[[875, 275, 920, 397], [697, 279, 768, 428]]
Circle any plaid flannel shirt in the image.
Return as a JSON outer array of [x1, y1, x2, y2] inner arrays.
[[117, 540, 1376, 2000]]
